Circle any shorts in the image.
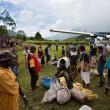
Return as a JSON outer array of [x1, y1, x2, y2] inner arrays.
[[81, 71, 90, 84], [98, 66, 104, 76]]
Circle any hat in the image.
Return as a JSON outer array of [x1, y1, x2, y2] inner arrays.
[[0, 50, 15, 62]]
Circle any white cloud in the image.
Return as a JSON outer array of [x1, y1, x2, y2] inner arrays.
[[0, 0, 22, 4], [1, 0, 110, 37]]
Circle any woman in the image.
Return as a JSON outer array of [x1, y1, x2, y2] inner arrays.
[[80, 46, 90, 88], [0, 51, 19, 110], [27, 46, 41, 91], [38, 45, 45, 66]]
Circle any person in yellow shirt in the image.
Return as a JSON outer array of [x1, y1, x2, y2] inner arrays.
[[0, 51, 19, 110]]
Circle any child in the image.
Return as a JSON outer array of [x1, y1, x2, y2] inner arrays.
[[97, 46, 105, 87], [27, 46, 41, 91], [105, 58, 110, 94]]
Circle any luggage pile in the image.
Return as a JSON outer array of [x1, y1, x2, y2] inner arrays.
[[42, 77, 97, 104], [42, 77, 71, 104]]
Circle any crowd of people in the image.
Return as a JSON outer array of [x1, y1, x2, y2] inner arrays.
[[0, 36, 23, 48], [0, 43, 110, 110]]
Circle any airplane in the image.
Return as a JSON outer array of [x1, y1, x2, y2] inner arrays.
[[49, 29, 110, 45]]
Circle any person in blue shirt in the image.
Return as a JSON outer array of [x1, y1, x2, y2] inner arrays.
[[105, 57, 110, 95]]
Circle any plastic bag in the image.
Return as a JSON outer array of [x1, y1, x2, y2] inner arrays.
[[42, 89, 56, 103], [57, 88, 71, 104], [71, 88, 86, 103], [79, 105, 93, 110], [50, 79, 61, 92], [42, 79, 61, 103]]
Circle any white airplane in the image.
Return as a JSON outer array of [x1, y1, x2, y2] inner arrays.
[[50, 29, 110, 45]]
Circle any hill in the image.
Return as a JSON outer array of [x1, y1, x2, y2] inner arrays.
[[8, 30, 16, 36]]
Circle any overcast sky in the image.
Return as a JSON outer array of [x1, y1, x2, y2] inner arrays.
[[0, 0, 110, 38]]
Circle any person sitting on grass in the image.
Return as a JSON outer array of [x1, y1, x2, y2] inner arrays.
[[55, 53, 73, 88], [49, 55, 58, 66], [27, 46, 41, 91]]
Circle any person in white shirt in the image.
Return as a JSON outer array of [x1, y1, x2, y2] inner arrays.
[[56, 53, 73, 88]]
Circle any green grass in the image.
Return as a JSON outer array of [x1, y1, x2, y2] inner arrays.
[[24, 40, 89, 45], [18, 44, 110, 110]]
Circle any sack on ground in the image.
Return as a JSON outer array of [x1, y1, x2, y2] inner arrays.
[[42, 89, 56, 103], [82, 89, 97, 101], [71, 88, 86, 103], [57, 88, 71, 104], [50, 79, 61, 92], [79, 105, 93, 110], [73, 82, 83, 90]]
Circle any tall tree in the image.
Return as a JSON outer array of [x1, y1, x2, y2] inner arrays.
[[0, 10, 16, 30], [16, 30, 27, 41], [35, 32, 43, 40]]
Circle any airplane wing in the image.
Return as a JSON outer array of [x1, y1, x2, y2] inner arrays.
[[49, 29, 110, 45], [50, 29, 94, 36]]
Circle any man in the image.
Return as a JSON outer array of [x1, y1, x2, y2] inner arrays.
[[61, 46, 65, 57], [0, 51, 19, 110], [103, 44, 108, 62], [98, 46, 105, 87], [45, 44, 51, 64], [56, 53, 72, 88]]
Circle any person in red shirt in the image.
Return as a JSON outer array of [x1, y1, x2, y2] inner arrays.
[[38, 45, 45, 66], [27, 46, 41, 91]]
